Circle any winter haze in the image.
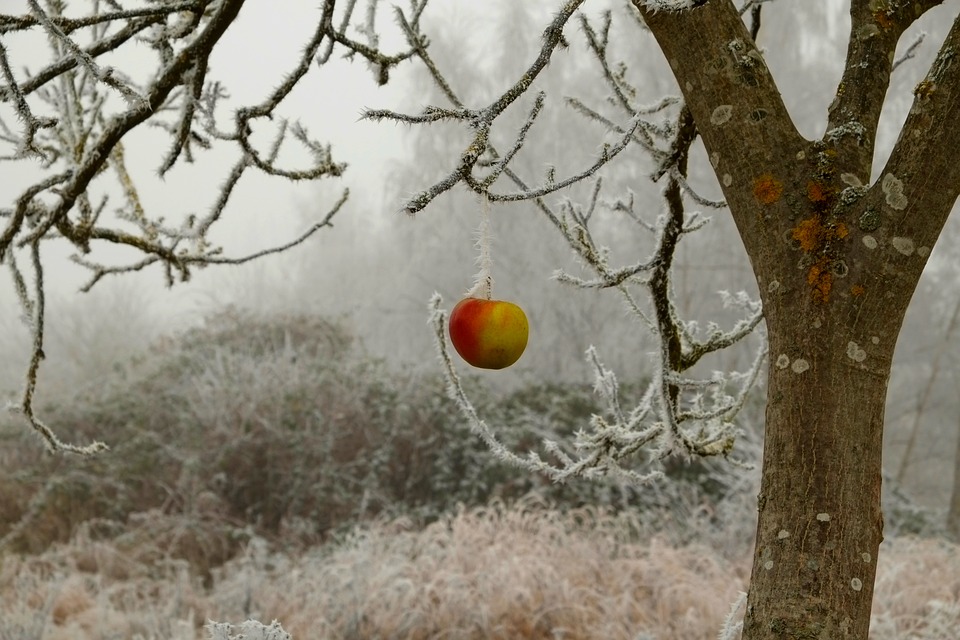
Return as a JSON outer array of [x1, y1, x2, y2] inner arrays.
[[2, 1, 960, 638]]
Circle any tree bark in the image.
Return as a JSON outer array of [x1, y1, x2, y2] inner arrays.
[[634, 1, 960, 637]]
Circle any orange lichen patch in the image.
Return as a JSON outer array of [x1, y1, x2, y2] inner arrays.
[[874, 10, 894, 29], [851, 284, 865, 297], [792, 218, 823, 252], [806, 180, 838, 215], [807, 181, 832, 203], [753, 174, 783, 205], [792, 218, 849, 253], [807, 257, 833, 304]]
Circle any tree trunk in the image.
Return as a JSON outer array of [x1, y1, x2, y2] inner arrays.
[[745, 313, 893, 638], [635, 1, 960, 637]]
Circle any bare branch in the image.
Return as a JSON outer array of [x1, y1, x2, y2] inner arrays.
[[13, 241, 108, 455], [10, 14, 160, 99], [0, 38, 57, 157], [26, 0, 148, 110], [892, 31, 926, 72], [19, 0, 246, 247], [484, 110, 646, 203], [0, 2, 205, 35], [1, 0, 423, 450], [1, 170, 71, 261], [383, 0, 586, 214], [824, 0, 941, 178], [413, 7, 764, 481]]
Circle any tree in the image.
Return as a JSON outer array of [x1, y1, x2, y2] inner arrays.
[[950, 403, 960, 540], [4, 1, 960, 639], [368, 1, 960, 638], [0, 0, 417, 453], [643, 3, 960, 636], [887, 239, 960, 539]]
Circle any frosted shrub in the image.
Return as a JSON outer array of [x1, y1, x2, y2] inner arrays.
[[2, 308, 765, 574], [206, 620, 291, 640]]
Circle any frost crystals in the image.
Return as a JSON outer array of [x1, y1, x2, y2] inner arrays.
[[207, 620, 291, 640], [635, 0, 704, 11], [416, 3, 763, 485]]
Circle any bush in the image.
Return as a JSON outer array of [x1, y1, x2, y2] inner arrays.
[[0, 307, 783, 574]]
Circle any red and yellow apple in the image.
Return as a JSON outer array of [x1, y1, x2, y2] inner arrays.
[[448, 297, 529, 369]]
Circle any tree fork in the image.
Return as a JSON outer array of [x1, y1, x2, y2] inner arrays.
[[636, 0, 960, 637]]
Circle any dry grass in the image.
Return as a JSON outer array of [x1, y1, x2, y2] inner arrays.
[[872, 537, 960, 639], [2, 500, 958, 640], [0, 310, 953, 638], [247, 502, 745, 640]]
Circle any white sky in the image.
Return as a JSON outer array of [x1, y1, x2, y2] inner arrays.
[[2, 0, 960, 356], [0, 1, 412, 313]]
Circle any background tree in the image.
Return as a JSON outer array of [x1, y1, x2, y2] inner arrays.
[[886, 237, 960, 541]]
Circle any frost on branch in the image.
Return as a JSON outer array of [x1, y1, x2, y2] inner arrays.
[[0, 0, 426, 451], [431, 279, 764, 483], [718, 591, 747, 640], [397, 4, 765, 482]]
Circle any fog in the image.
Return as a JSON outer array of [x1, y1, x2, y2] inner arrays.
[[2, 0, 960, 511]]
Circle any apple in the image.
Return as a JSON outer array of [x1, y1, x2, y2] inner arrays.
[[449, 297, 529, 369]]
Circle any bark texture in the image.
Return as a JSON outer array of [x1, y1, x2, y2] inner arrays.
[[634, 1, 960, 637]]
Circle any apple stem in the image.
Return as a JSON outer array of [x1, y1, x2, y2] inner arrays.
[[466, 193, 494, 300]]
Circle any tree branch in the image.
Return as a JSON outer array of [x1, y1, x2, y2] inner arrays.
[[634, 0, 803, 261], [372, 0, 586, 214], [871, 13, 960, 276], [21, 0, 246, 247], [826, 0, 943, 179]]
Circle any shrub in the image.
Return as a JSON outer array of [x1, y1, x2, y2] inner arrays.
[[6, 309, 700, 572], [0, 306, 905, 578]]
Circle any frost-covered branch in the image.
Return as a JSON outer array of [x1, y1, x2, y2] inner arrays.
[[9, 241, 108, 455], [366, 0, 586, 214], [26, 0, 149, 110], [718, 592, 748, 640], [432, 290, 763, 482], [0, 0, 422, 452], [403, 3, 766, 482], [436, 88, 762, 478], [431, 294, 663, 484], [892, 31, 926, 72]]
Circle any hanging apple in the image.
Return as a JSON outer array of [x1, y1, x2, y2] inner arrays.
[[448, 297, 528, 369]]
